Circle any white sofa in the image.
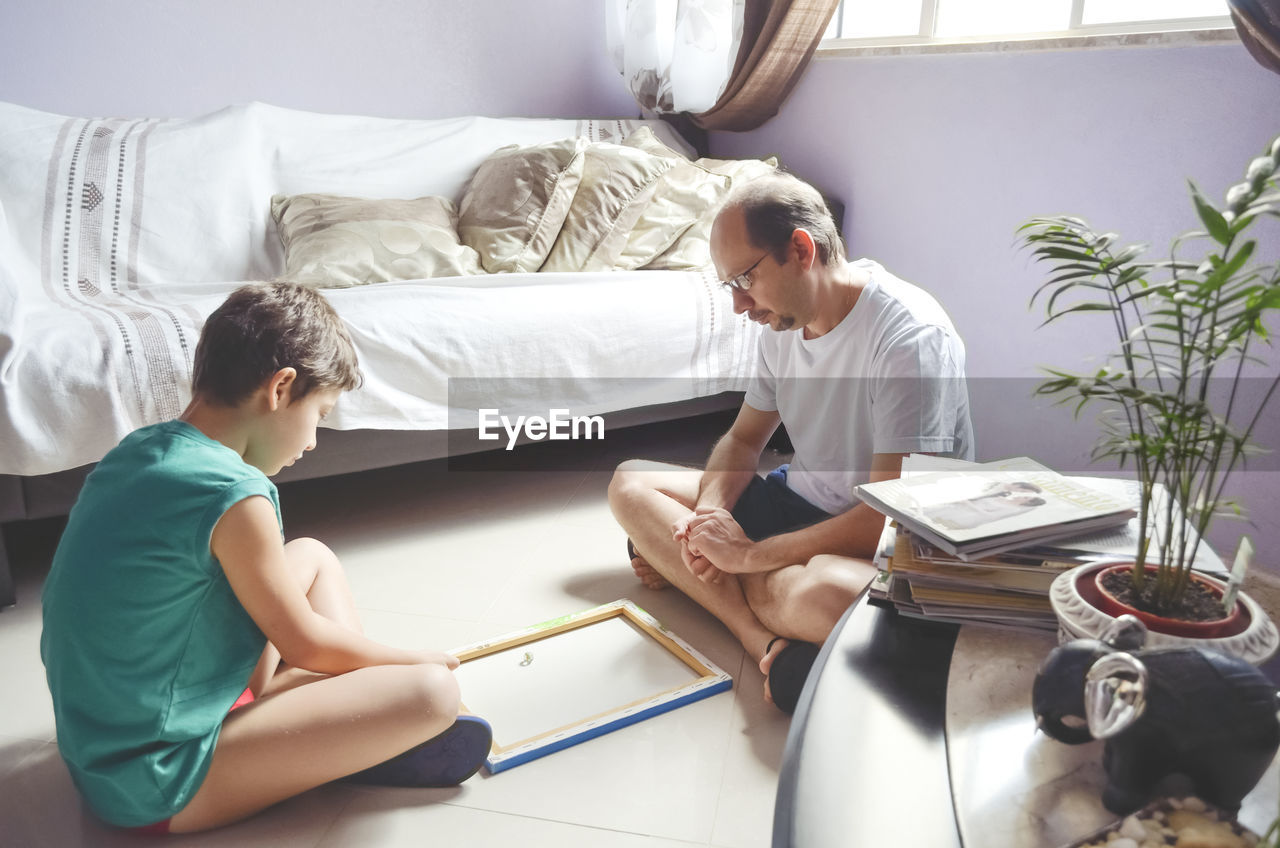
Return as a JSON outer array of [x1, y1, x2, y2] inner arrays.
[[0, 101, 773, 606]]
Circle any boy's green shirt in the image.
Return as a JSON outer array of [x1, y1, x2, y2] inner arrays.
[[41, 419, 280, 827]]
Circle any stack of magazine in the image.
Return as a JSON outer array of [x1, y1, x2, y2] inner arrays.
[[860, 455, 1223, 633]]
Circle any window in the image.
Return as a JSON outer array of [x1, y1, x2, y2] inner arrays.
[[821, 0, 1232, 47]]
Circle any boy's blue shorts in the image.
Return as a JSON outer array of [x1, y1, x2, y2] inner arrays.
[[730, 465, 832, 541]]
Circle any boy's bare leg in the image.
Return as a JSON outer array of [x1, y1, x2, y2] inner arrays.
[[287, 537, 363, 632], [609, 460, 775, 661], [247, 537, 364, 696], [172, 537, 462, 832], [169, 662, 460, 833]]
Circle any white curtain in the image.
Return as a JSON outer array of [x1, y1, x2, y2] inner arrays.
[[606, 0, 744, 115]]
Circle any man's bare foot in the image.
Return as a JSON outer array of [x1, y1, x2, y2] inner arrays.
[[759, 636, 789, 705], [630, 549, 671, 590]]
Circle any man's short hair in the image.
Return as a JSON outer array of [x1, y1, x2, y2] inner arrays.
[[726, 171, 847, 268], [192, 282, 362, 406]]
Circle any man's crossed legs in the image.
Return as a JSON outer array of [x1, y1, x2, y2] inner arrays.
[[607, 460, 876, 712]]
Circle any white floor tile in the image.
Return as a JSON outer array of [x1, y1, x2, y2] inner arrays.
[[556, 470, 621, 529], [410, 691, 738, 843], [0, 741, 356, 848], [0, 569, 56, 742], [0, 733, 46, 781], [339, 527, 536, 621], [476, 520, 748, 678], [356, 607, 514, 658], [319, 793, 703, 848], [709, 656, 790, 848]]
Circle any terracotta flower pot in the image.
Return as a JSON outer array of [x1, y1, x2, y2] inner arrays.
[[1048, 561, 1280, 666], [1085, 563, 1249, 639]]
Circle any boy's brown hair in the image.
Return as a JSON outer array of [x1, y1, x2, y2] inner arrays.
[[192, 282, 362, 406]]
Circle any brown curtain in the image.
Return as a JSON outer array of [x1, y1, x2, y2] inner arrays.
[[1229, 0, 1280, 75], [691, 0, 840, 132]]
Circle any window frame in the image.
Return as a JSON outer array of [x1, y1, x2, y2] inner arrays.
[[819, 0, 1235, 53]]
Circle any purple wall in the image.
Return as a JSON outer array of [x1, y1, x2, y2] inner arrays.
[[711, 43, 1280, 568], [0, 0, 635, 120]]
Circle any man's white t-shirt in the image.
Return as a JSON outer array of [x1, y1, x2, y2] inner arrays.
[[744, 259, 974, 515]]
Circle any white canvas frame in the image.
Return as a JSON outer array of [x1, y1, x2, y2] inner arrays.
[[451, 599, 732, 773]]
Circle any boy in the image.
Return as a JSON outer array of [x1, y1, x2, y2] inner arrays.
[[41, 282, 490, 834]]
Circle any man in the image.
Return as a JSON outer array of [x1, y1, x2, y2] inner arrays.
[[608, 172, 973, 713]]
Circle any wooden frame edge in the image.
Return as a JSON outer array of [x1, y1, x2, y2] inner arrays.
[[452, 599, 733, 769]]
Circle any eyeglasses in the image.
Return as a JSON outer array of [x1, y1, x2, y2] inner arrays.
[[720, 253, 768, 293]]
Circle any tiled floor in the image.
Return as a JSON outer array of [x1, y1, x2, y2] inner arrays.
[[0, 412, 794, 848]]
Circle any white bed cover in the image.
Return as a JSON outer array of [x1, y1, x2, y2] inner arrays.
[[0, 102, 759, 476]]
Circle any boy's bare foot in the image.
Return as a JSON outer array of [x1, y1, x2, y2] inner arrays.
[[627, 540, 671, 590]]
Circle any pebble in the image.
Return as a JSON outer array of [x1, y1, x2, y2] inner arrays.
[[1168, 810, 1247, 847], [1067, 798, 1256, 848], [1118, 816, 1147, 840]]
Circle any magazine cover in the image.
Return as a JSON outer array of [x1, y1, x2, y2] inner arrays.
[[855, 463, 1135, 560]]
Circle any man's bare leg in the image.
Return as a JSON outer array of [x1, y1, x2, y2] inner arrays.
[[628, 539, 671, 590], [746, 554, 876, 643], [747, 554, 877, 702], [609, 460, 776, 660]]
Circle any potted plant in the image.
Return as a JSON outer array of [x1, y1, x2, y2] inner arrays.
[[1018, 134, 1280, 664]]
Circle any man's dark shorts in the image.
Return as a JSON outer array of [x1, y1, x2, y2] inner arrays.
[[730, 465, 832, 541]]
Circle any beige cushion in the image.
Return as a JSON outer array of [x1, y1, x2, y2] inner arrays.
[[271, 193, 482, 287], [701, 154, 782, 185], [612, 127, 731, 271], [642, 152, 780, 271], [458, 137, 588, 273], [541, 140, 676, 273]]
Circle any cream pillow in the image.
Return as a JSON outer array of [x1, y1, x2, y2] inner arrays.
[[458, 137, 588, 274], [540, 140, 676, 273], [611, 127, 731, 271], [642, 153, 780, 271], [271, 193, 482, 287], [701, 154, 781, 184]]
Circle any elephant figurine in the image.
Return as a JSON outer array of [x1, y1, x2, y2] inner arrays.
[[1032, 615, 1280, 815]]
